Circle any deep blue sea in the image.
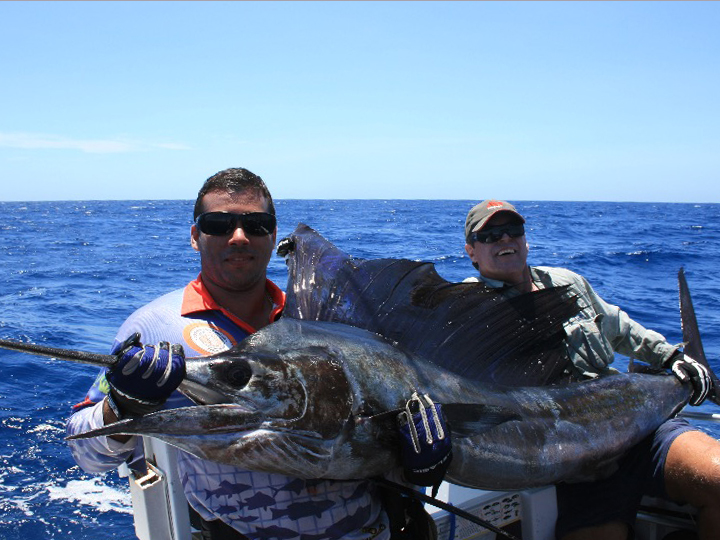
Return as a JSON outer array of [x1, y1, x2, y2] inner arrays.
[[1, 200, 719, 539]]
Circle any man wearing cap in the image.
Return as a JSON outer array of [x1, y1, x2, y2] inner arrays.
[[463, 200, 720, 540]]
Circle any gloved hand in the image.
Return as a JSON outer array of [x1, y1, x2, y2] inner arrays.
[[397, 392, 452, 497], [106, 333, 186, 418], [664, 352, 712, 406]]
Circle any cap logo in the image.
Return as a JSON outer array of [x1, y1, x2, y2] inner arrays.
[[486, 200, 504, 209]]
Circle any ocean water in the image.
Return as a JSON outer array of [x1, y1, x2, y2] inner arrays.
[[1, 199, 719, 539]]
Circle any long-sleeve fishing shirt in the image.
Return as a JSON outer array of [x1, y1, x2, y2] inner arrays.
[[466, 266, 679, 381], [66, 275, 390, 540]]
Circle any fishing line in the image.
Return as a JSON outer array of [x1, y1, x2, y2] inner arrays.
[[372, 476, 521, 540]]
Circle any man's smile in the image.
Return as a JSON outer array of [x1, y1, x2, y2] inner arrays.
[[225, 250, 255, 263]]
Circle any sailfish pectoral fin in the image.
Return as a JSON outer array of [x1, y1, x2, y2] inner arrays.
[[362, 402, 520, 442], [442, 403, 521, 438]]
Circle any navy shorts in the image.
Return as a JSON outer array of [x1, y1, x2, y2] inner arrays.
[[554, 417, 695, 539]]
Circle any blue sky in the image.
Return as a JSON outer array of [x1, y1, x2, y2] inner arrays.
[[1, 1, 718, 202]]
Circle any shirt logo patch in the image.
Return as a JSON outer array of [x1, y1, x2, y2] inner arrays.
[[183, 322, 237, 355]]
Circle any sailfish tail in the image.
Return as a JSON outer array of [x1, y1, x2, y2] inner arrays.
[[679, 267, 720, 406]]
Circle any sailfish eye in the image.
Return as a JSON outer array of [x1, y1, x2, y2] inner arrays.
[[225, 361, 252, 388]]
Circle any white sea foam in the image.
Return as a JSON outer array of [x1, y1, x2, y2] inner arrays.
[[27, 423, 63, 435], [46, 477, 133, 515], [1, 493, 41, 518], [0, 467, 40, 518]]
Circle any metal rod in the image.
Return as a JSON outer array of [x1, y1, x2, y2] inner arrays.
[[0, 338, 116, 367], [679, 410, 720, 422]]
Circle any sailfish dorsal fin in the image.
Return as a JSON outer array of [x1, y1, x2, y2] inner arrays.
[[279, 224, 579, 386]]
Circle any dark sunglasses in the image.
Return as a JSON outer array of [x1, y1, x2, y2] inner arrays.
[[195, 211, 276, 237], [471, 223, 525, 244]]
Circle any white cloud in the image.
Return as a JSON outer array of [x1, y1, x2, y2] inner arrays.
[[0, 132, 189, 154]]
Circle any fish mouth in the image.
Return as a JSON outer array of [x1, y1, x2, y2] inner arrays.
[[179, 376, 310, 425], [66, 403, 324, 441], [180, 379, 231, 405], [179, 356, 311, 423]]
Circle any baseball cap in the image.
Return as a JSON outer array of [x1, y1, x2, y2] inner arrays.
[[465, 200, 525, 241]]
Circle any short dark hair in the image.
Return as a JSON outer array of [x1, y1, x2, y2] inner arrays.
[[193, 168, 275, 219]]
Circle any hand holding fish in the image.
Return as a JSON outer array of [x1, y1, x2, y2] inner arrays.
[[664, 352, 712, 406], [106, 333, 186, 418], [398, 392, 452, 496]]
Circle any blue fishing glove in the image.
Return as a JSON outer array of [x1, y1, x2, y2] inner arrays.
[[398, 392, 452, 497], [106, 333, 186, 418], [664, 352, 711, 406]]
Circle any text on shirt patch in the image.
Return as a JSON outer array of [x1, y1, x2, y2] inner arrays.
[[183, 322, 236, 355]]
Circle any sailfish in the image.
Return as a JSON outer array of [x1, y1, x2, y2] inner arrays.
[[0, 224, 715, 490]]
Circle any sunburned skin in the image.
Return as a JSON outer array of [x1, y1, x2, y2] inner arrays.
[[465, 212, 532, 290]]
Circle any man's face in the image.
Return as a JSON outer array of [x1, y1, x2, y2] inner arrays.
[[191, 190, 277, 294], [465, 212, 528, 282]]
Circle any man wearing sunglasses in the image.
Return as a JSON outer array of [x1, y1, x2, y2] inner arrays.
[[464, 200, 720, 540], [67, 168, 393, 540]]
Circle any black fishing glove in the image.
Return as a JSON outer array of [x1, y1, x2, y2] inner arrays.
[[397, 392, 452, 497], [106, 333, 186, 418], [664, 351, 711, 406]]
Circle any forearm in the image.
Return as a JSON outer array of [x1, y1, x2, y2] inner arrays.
[[577, 275, 677, 366], [66, 402, 138, 473], [611, 308, 678, 366]]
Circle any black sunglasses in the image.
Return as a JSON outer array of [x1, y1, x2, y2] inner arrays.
[[471, 223, 525, 244], [195, 211, 276, 237]]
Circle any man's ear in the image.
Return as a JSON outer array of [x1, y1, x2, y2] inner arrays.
[[191, 224, 200, 252], [465, 243, 475, 262]]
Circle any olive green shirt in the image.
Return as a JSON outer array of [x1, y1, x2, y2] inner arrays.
[[466, 266, 679, 380]]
